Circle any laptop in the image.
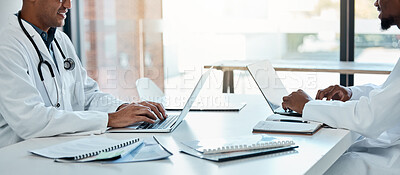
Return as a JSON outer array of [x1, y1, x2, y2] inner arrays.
[[247, 60, 302, 117], [107, 68, 212, 133]]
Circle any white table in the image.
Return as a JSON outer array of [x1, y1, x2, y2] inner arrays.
[[0, 94, 358, 175]]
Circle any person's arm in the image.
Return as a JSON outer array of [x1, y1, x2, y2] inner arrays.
[[315, 84, 381, 102], [0, 42, 108, 139], [303, 77, 400, 139], [283, 61, 400, 139]]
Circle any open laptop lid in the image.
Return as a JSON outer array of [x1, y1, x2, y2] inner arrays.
[[172, 67, 213, 127], [136, 76, 245, 112], [247, 60, 289, 112]]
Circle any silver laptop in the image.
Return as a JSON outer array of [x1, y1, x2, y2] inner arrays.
[[108, 68, 212, 133], [247, 60, 301, 117]]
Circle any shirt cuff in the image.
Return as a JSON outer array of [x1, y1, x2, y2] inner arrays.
[[88, 112, 109, 133], [302, 101, 319, 122], [302, 100, 338, 125]]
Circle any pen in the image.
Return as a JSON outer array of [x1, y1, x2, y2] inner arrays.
[[274, 119, 309, 123]]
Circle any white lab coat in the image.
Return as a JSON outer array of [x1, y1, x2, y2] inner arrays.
[[0, 15, 125, 148], [303, 60, 400, 174]]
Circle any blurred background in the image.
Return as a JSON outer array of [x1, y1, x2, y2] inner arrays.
[[1, 0, 398, 100]]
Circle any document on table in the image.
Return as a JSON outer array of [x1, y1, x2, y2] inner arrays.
[[31, 136, 142, 162], [253, 114, 323, 135], [30, 136, 172, 163], [107, 136, 172, 163]]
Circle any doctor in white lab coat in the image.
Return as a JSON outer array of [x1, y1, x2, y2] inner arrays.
[[282, 0, 400, 174], [0, 0, 167, 148]]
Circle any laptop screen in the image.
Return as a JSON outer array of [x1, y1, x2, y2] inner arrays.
[[247, 61, 288, 111], [174, 67, 212, 125]]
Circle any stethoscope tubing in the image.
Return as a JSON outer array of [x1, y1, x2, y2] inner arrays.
[[17, 11, 74, 108]]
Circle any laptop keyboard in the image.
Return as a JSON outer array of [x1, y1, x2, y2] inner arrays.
[[138, 114, 179, 130]]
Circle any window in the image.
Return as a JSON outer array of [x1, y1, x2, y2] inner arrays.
[[354, 0, 398, 85], [72, 0, 395, 97], [355, 0, 399, 64], [163, 0, 341, 95]]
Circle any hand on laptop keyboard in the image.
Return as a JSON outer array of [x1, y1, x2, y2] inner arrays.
[[137, 101, 168, 121], [107, 101, 167, 128], [137, 115, 178, 129], [282, 89, 313, 115]]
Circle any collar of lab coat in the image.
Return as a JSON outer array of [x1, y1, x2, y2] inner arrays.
[[8, 14, 58, 66]]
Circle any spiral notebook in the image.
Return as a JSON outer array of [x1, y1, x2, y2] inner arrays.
[[182, 135, 295, 154], [180, 135, 297, 161], [30, 136, 142, 162]]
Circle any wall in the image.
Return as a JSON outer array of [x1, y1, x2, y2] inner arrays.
[[0, 0, 22, 29]]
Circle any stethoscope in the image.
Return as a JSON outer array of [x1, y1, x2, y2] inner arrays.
[[17, 11, 75, 108]]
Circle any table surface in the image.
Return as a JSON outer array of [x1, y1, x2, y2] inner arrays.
[[204, 60, 394, 74], [0, 94, 358, 175]]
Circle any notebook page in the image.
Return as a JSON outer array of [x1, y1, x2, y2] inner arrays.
[[31, 137, 139, 159]]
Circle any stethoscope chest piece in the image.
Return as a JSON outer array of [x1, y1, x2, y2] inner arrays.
[[64, 57, 75, 71]]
